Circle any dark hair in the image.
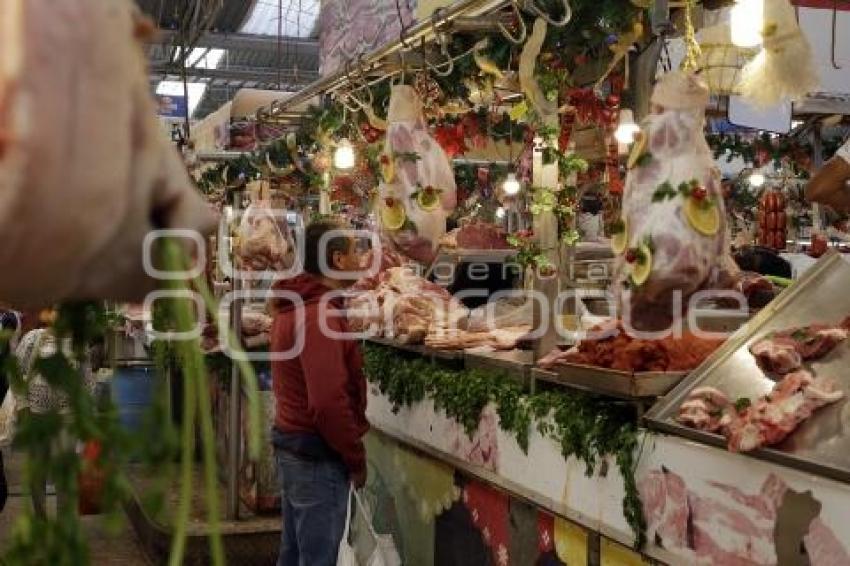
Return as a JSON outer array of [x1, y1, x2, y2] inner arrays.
[[302, 218, 353, 276]]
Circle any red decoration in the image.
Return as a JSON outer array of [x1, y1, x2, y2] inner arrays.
[[559, 112, 576, 152], [758, 190, 787, 251], [359, 122, 383, 144], [606, 139, 623, 195], [810, 233, 828, 258], [78, 441, 105, 516], [434, 123, 469, 158], [538, 513, 556, 554], [462, 480, 510, 566], [461, 113, 488, 149]]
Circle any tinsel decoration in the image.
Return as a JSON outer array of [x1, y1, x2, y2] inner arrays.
[[413, 72, 445, 118]]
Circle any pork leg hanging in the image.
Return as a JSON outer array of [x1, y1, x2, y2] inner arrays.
[[613, 71, 733, 332], [378, 85, 457, 265]]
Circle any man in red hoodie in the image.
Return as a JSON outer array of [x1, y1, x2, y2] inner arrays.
[[270, 219, 369, 566]]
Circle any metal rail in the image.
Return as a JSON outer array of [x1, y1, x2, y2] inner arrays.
[[258, 0, 510, 119]]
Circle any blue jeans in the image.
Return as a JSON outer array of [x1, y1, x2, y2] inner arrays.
[[276, 450, 349, 566]]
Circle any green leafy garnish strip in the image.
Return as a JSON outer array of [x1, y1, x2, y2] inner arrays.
[[734, 397, 752, 412], [363, 344, 647, 549]]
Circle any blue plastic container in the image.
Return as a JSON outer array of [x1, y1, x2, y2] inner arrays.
[[111, 364, 156, 433]]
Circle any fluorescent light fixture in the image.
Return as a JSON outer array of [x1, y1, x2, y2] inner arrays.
[[334, 138, 356, 169], [731, 0, 764, 48], [614, 109, 640, 144], [156, 80, 208, 117], [502, 172, 521, 196]]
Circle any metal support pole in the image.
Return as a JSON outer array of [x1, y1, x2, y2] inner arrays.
[[226, 190, 242, 520]]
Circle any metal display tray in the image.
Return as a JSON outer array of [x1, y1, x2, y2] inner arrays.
[[645, 252, 850, 484], [531, 365, 686, 401]]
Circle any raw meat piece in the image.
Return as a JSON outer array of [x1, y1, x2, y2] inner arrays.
[[346, 266, 468, 344], [0, 0, 215, 305], [379, 85, 457, 264], [734, 272, 776, 309], [638, 468, 689, 551], [464, 296, 533, 333], [614, 72, 732, 331], [676, 386, 732, 432], [536, 347, 573, 370], [537, 322, 723, 372], [424, 325, 531, 351], [236, 202, 292, 276], [453, 220, 511, 250], [241, 310, 272, 337], [750, 320, 849, 376], [750, 338, 803, 375], [724, 370, 844, 452]]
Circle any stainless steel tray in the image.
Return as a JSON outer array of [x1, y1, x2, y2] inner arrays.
[[646, 252, 850, 483], [531, 364, 686, 400]]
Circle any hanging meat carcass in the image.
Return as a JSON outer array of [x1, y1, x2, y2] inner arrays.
[[378, 85, 457, 265], [613, 71, 734, 331], [0, 0, 215, 306]]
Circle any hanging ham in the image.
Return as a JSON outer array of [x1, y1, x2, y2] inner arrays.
[[378, 85, 457, 265], [0, 0, 215, 306], [613, 71, 734, 331]]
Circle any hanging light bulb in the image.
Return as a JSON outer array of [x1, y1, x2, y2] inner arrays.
[[749, 172, 766, 187], [333, 138, 355, 169], [495, 206, 506, 219], [614, 109, 641, 144], [731, 0, 764, 48], [502, 172, 521, 196]]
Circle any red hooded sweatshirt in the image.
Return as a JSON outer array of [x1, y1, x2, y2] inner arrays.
[[270, 273, 368, 477]]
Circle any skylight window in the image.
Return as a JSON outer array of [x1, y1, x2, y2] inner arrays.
[[239, 0, 319, 38], [156, 81, 209, 117], [172, 47, 226, 69]]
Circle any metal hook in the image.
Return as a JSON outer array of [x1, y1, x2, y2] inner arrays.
[[831, 0, 842, 70], [524, 0, 572, 27], [498, 0, 527, 45], [423, 37, 455, 77]]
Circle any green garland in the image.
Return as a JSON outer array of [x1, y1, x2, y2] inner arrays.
[[362, 344, 647, 549]]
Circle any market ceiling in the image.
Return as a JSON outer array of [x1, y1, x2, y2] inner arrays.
[[136, 0, 321, 118]]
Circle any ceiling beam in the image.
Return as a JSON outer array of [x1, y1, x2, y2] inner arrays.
[[152, 29, 319, 60], [150, 62, 320, 85]]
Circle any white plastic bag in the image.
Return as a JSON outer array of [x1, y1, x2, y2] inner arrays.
[[337, 486, 402, 566], [356, 489, 401, 566], [337, 486, 358, 566]]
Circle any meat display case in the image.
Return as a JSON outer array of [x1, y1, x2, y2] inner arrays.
[[646, 251, 850, 483]]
